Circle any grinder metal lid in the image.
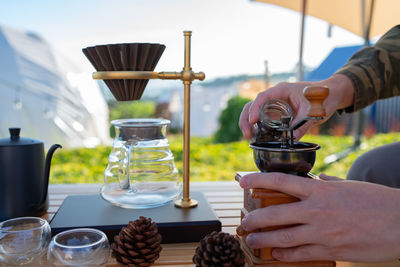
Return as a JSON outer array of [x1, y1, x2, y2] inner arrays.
[[250, 141, 320, 152]]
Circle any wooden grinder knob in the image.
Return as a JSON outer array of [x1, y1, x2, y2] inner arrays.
[[303, 86, 329, 117]]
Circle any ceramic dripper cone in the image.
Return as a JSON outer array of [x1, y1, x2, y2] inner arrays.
[[83, 43, 165, 101]]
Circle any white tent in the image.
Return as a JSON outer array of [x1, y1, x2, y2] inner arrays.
[[0, 26, 109, 148]]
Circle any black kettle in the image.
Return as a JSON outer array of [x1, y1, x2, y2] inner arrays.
[[0, 128, 61, 221]]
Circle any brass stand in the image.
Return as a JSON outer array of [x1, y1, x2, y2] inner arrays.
[[93, 31, 204, 208]]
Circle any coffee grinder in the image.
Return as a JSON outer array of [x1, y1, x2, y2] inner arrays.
[[236, 86, 336, 266]]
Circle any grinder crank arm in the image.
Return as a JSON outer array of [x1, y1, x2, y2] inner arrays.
[[287, 85, 330, 132]]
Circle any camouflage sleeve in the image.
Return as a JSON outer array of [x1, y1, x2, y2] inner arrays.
[[335, 25, 400, 113]]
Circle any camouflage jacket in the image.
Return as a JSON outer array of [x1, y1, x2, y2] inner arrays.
[[335, 25, 400, 113]]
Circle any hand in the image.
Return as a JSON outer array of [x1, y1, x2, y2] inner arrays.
[[238, 75, 355, 140], [239, 172, 400, 262]]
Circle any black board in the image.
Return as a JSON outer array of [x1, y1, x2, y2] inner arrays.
[[50, 191, 221, 243]]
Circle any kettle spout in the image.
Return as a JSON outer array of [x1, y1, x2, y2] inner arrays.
[[42, 144, 62, 201]]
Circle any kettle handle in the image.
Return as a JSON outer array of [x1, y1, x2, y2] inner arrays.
[[40, 144, 62, 206]]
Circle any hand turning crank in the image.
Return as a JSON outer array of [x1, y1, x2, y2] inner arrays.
[[276, 86, 329, 148]]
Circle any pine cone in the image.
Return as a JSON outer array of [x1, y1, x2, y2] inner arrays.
[[193, 231, 245, 267], [111, 216, 162, 267]]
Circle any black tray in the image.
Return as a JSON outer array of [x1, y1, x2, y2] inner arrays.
[[50, 191, 221, 243]]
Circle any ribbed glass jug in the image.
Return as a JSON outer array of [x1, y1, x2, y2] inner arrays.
[[101, 118, 181, 209]]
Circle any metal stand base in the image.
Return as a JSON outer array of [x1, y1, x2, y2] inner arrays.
[[50, 191, 220, 243], [174, 198, 198, 208]]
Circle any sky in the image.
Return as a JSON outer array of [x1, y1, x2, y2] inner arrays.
[[0, 0, 366, 80]]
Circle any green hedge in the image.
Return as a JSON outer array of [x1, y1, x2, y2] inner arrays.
[[50, 133, 400, 183], [214, 96, 251, 143], [108, 101, 156, 137]]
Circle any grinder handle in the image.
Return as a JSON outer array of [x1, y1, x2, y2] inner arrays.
[[303, 86, 329, 117]]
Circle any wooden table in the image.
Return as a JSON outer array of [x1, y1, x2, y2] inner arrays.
[[36, 182, 399, 267]]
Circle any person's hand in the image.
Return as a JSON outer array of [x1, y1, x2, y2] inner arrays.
[[239, 172, 400, 262], [238, 74, 355, 140]]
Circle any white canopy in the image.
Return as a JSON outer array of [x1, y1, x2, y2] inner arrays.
[[253, 0, 399, 39], [0, 26, 109, 148]]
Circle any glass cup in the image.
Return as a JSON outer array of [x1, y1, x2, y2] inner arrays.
[[47, 228, 110, 266], [0, 217, 51, 265]]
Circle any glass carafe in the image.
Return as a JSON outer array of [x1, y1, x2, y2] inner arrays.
[[101, 118, 181, 209]]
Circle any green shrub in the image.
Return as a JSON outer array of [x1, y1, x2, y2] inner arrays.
[[108, 101, 156, 137], [50, 146, 111, 183], [109, 101, 156, 121], [50, 132, 400, 184], [214, 95, 251, 143]]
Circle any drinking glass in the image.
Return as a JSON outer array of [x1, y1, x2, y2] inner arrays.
[[47, 228, 110, 266], [0, 217, 51, 265]]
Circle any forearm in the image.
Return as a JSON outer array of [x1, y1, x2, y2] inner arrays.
[[334, 25, 400, 112], [321, 74, 355, 112]]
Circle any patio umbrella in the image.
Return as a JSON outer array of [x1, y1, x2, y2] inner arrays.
[[252, 0, 400, 80], [252, 0, 400, 163]]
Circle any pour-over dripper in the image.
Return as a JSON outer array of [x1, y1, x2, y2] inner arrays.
[[83, 43, 165, 101]]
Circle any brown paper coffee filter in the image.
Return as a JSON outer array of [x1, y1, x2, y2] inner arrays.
[[82, 43, 166, 101]]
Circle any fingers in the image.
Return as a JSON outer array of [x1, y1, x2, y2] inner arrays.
[[246, 225, 314, 249], [242, 203, 306, 232], [248, 93, 266, 124], [319, 173, 343, 181], [238, 101, 253, 139], [247, 86, 289, 125], [238, 82, 318, 141], [292, 120, 313, 141], [247, 88, 285, 123], [272, 244, 335, 262], [239, 90, 274, 140], [240, 172, 315, 199]]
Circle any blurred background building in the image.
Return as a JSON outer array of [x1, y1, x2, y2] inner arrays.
[[0, 26, 109, 148]]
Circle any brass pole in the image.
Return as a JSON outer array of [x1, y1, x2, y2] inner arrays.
[[184, 31, 191, 71], [182, 82, 192, 202], [175, 31, 198, 208]]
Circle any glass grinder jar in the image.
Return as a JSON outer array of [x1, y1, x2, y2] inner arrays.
[[254, 99, 293, 143], [101, 118, 181, 209]]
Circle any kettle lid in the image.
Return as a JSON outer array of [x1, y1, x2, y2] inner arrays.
[[0, 128, 43, 147]]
